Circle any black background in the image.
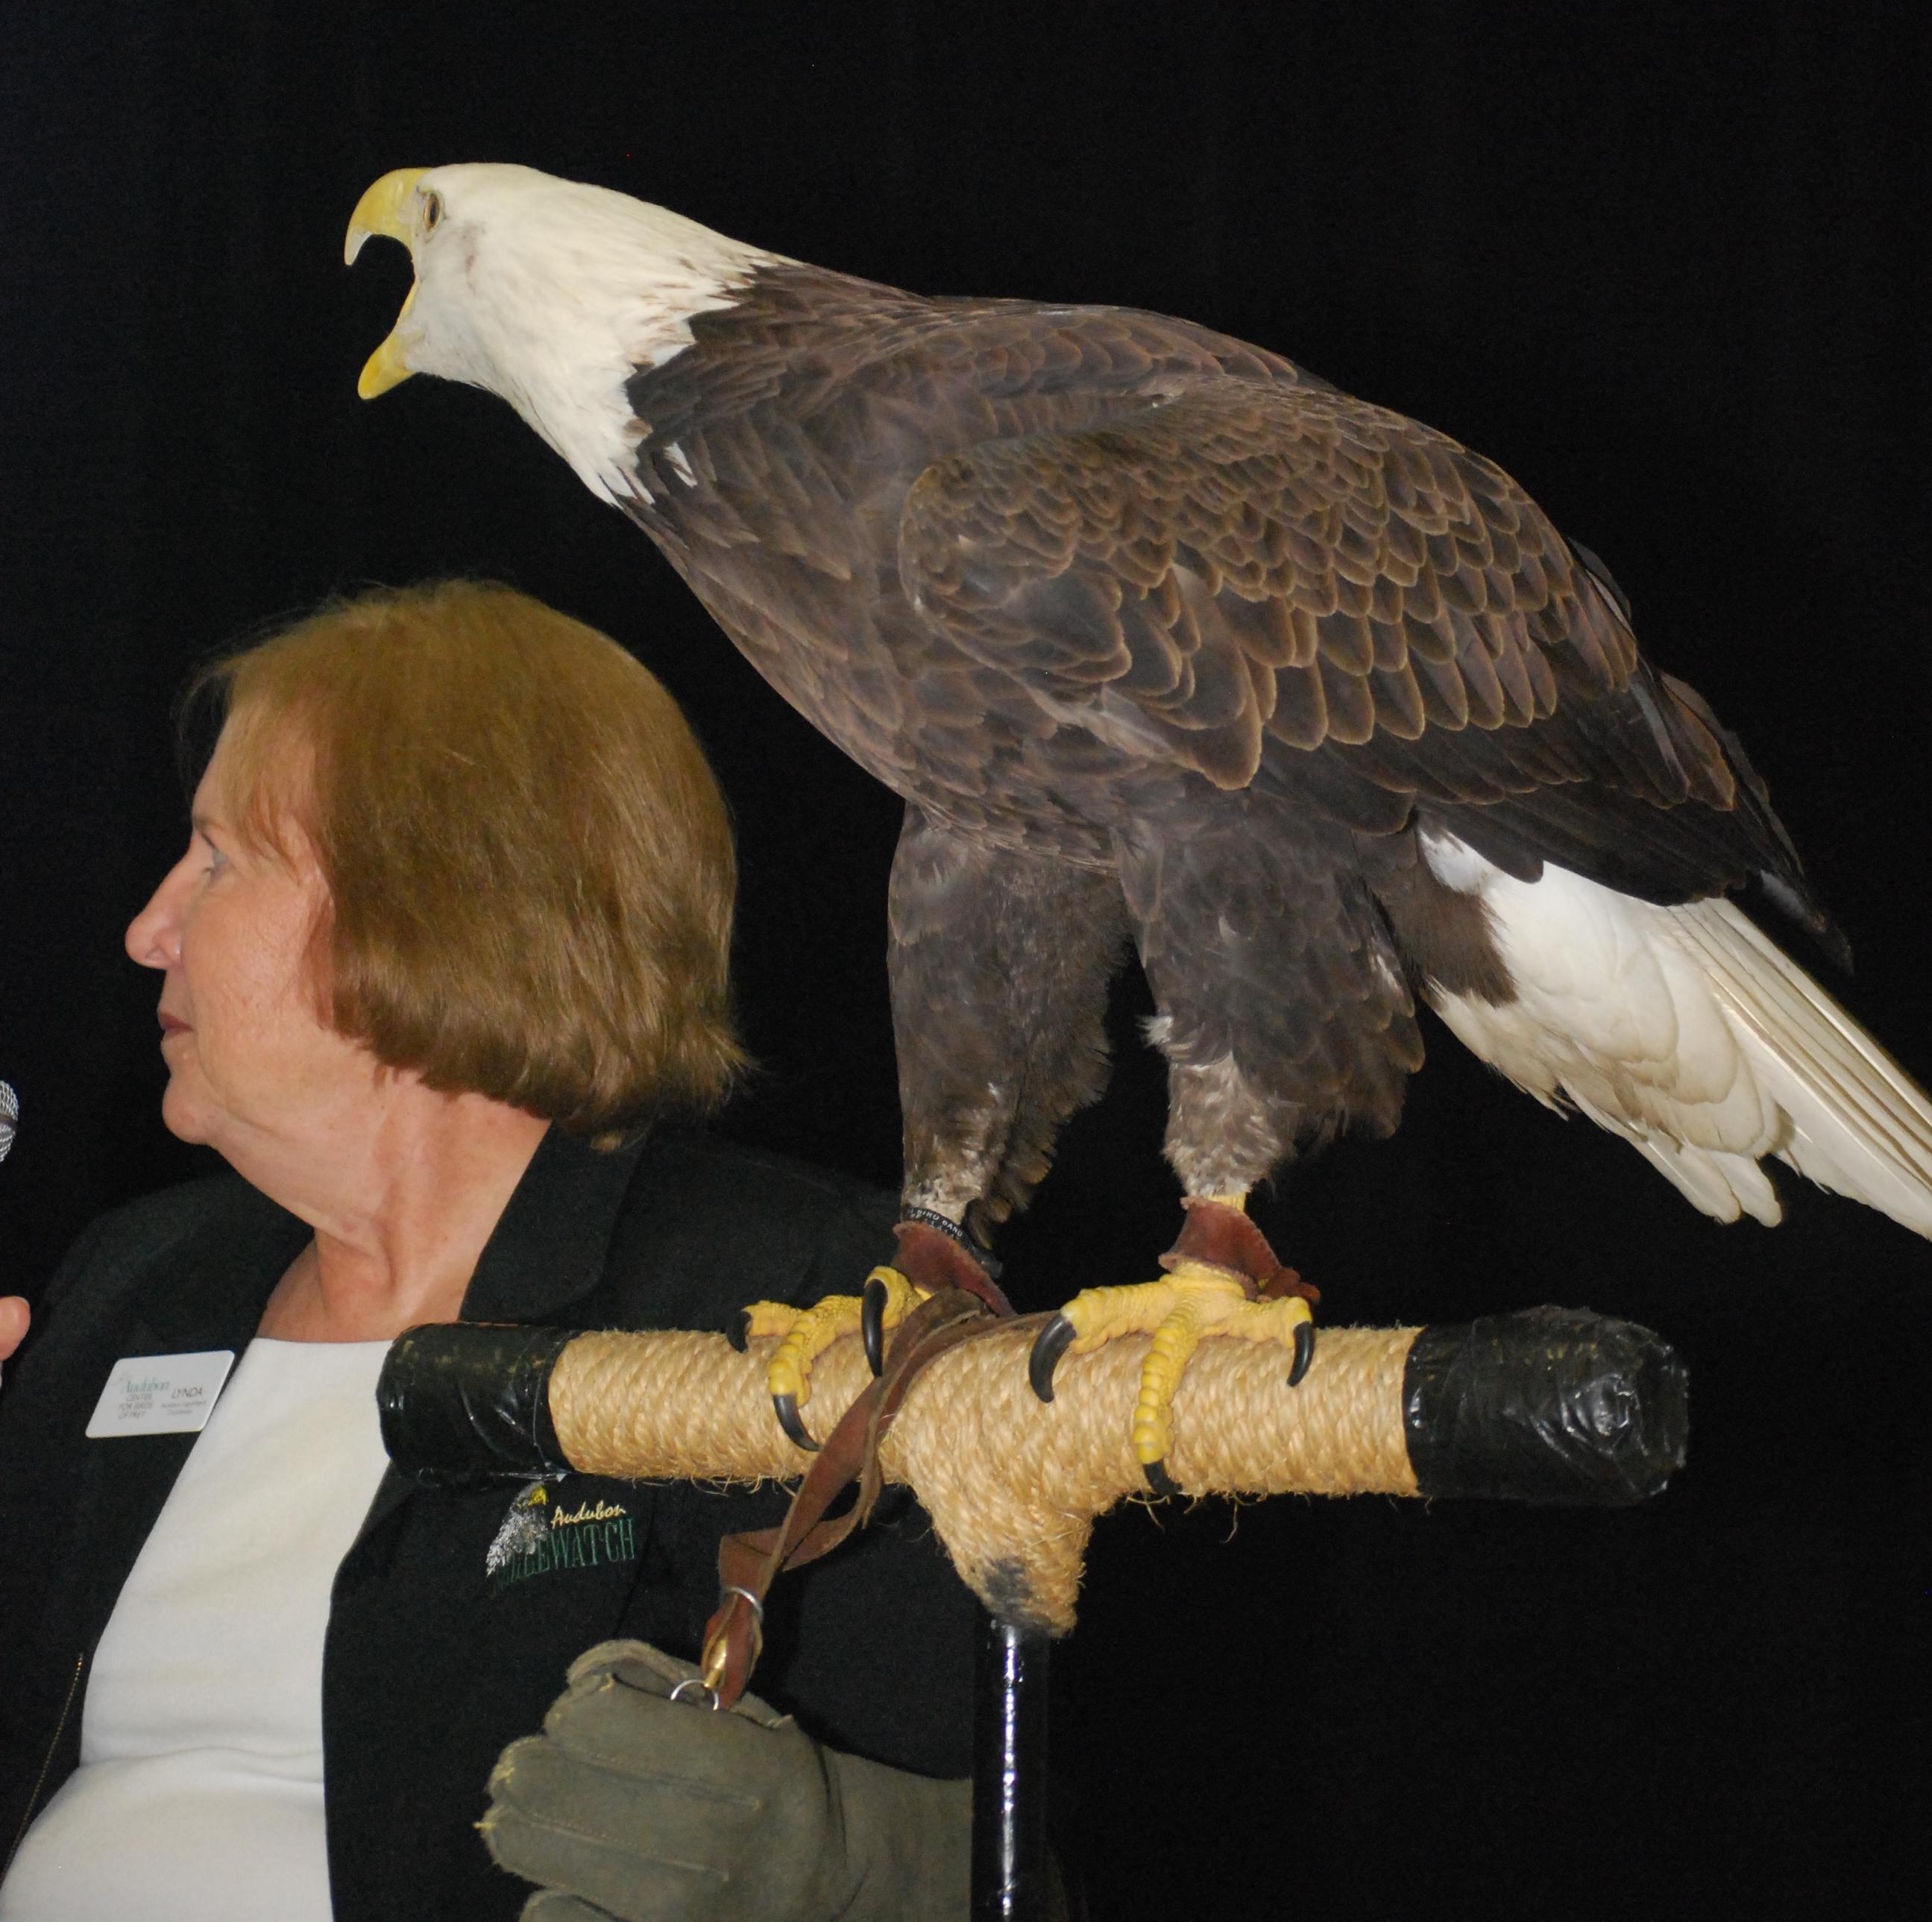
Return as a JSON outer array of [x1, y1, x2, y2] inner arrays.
[[2, 4, 1928, 1915]]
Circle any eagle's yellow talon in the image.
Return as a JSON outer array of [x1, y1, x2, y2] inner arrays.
[[760, 1294, 858, 1408], [860, 1265, 931, 1373], [748, 1271, 932, 1416], [737, 1300, 808, 1344], [862, 1266, 928, 1322], [1037, 1263, 1317, 1490]]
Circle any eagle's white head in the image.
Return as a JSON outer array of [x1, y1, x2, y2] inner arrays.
[[345, 163, 777, 503]]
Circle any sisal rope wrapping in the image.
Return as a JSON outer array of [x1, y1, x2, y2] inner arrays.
[[549, 1321, 1421, 1633]]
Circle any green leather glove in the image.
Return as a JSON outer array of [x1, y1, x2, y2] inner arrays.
[[482, 1639, 972, 1922]]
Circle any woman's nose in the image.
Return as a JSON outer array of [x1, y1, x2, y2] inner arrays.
[[125, 859, 189, 969]]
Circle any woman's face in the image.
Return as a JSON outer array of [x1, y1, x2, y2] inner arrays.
[[125, 726, 374, 1164]]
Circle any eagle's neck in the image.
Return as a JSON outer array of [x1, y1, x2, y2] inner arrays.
[[451, 189, 782, 506]]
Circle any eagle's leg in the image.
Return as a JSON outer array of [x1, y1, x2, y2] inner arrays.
[[1028, 1195, 1318, 1495], [1025, 813, 1414, 1489], [740, 811, 1126, 1447]]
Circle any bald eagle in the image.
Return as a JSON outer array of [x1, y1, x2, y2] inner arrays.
[[348, 164, 1932, 1486]]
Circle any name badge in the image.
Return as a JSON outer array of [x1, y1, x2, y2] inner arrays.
[[86, 1350, 236, 1438]]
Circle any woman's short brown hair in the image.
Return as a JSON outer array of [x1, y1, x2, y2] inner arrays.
[[191, 580, 745, 1138]]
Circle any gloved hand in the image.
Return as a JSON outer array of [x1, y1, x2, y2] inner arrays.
[[482, 1639, 972, 1922]]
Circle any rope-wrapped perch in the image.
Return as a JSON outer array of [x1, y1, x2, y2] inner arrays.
[[380, 1305, 1687, 1634]]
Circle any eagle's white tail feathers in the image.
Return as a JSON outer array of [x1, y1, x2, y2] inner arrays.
[[1587, 1093, 1784, 1227], [1421, 838, 1932, 1238], [1666, 900, 1932, 1234]]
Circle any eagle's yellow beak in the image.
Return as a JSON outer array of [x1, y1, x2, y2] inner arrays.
[[345, 168, 429, 401]]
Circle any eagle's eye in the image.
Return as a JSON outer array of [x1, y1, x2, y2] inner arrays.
[[422, 189, 444, 233]]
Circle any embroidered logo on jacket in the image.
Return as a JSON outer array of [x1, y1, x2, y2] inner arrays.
[[487, 1483, 638, 1591]]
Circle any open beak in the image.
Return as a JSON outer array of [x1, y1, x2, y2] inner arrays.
[[345, 167, 429, 400]]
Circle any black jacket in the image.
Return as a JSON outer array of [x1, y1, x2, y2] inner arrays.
[[0, 1125, 978, 1918]]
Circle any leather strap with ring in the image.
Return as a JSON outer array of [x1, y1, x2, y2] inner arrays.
[[697, 1288, 1004, 1710]]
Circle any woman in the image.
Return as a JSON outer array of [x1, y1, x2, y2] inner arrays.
[[0, 582, 974, 1919]]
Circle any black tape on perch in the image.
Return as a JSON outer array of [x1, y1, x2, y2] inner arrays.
[[1403, 1305, 1688, 1504], [377, 1322, 576, 1487]]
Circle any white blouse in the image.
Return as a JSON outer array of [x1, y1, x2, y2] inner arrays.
[[0, 1338, 392, 1921]]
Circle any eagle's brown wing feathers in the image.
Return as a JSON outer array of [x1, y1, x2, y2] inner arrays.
[[899, 378, 1815, 918]]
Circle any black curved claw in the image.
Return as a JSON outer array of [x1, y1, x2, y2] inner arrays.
[[1028, 1313, 1077, 1404], [1288, 1319, 1316, 1387], [1142, 1456, 1180, 1499], [726, 1309, 752, 1354], [772, 1392, 819, 1452], [861, 1277, 888, 1376]]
